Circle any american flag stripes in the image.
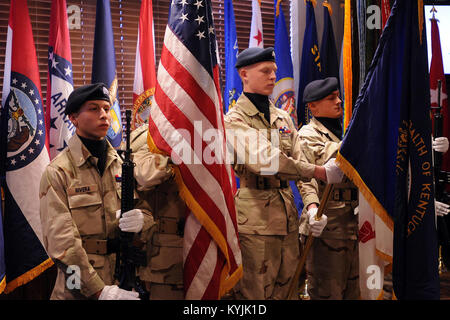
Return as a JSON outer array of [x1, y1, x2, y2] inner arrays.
[[147, 0, 242, 299]]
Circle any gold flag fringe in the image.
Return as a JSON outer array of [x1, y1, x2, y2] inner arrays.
[[4, 258, 53, 294]]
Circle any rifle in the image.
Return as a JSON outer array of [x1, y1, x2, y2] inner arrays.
[[287, 183, 334, 300], [115, 109, 149, 300], [432, 80, 450, 266]]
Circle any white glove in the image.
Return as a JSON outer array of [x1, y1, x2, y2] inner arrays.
[[433, 137, 449, 153], [435, 200, 450, 217], [307, 207, 328, 237], [98, 285, 140, 300], [324, 158, 344, 184], [116, 209, 144, 233]]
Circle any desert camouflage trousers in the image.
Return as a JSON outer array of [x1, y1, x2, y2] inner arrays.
[[306, 237, 360, 300], [234, 231, 300, 300], [139, 227, 185, 300]]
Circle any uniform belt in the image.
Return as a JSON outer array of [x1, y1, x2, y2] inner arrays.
[[240, 175, 289, 190], [331, 187, 358, 202], [82, 238, 120, 255], [157, 216, 185, 236]]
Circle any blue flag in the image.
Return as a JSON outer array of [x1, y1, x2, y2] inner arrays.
[[337, 0, 439, 299], [224, 0, 242, 113], [320, 3, 340, 88], [272, 0, 303, 215], [92, 0, 123, 148], [272, 0, 297, 126], [297, 0, 322, 128]]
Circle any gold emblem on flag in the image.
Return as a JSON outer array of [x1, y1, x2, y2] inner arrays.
[[132, 87, 155, 130]]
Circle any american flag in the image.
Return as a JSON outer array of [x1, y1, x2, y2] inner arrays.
[[147, 0, 242, 299]]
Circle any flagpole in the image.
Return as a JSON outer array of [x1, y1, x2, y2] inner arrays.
[[287, 183, 334, 300]]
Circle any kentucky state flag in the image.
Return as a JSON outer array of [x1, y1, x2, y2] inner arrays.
[[46, 0, 74, 159], [0, 0, 53, 293], [297, 0, 322, 127], [224, 0, 241, 113], [92, 0, 123, 148], [337, 0, 440, 299]]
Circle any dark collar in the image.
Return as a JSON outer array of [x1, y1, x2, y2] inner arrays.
[[78, 135, 108, 175], [244, 92, 270, 123], [315, 117, 343, 140]]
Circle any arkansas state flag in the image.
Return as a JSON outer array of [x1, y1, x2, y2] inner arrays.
[[46, 0, 74, 159], [132, 0, 156, 130], [0, 0, 53, 293]]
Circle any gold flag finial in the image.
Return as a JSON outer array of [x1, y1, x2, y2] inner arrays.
[[304, 0, 317, 7], [431, 5, 437, 19], [276, 0, 282, 17], [323, 0, 332, 16]]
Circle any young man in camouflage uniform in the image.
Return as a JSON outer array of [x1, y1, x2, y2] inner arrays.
[[298, 77, 359, 300], [39, 83, 153, 300], [129, 124, 185, 299], [224, 47, 342, 300]]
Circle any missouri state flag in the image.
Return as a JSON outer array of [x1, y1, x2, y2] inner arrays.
[[337, 0, 439, 299], [92, 0, 123, 148], [0, 0, 53, 293], [46, 0, 74, 159]]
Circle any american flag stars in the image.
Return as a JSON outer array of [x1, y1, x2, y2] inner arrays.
[[173, 0, 214, 42]]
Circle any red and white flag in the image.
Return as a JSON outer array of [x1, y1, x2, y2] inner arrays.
[[430, 16, 449, 173], [46, 0, 74, 159], [132, 0, 157, 130], [358, 192, 393, 300], [147, 0, 242, 299], [249, 0, 263, 48]]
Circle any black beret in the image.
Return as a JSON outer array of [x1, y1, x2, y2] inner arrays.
[[303, 77, 339, 103], [235, 47, 276, 69], [65, 83, 111, 115]]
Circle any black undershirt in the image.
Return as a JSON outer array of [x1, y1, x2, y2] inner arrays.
[[78, 135, 108, 176], [244, 92, 271, 124], [315, 117, 343, 140]]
